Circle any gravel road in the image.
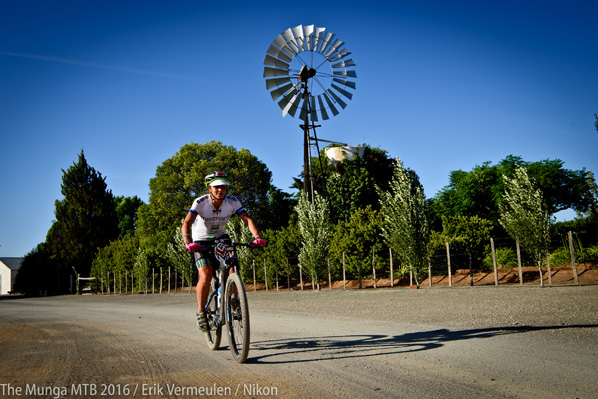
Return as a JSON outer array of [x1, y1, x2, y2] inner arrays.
[[1, 285, 597, 399]]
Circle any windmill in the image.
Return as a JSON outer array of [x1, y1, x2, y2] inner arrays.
[[263, 24, 357, 200]]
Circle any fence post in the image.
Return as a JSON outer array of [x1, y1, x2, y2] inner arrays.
[[372, 249, 377, 289], [252, 260, 256, 292], [568, 231, 580, 285], [358, 255, 363, 289], [286, 258, 290, 291], [168, 266, 171, 293], [428, 256, 432, 288], [490, 238, 499, 286], [328, 258, 332, 289], [389, 248, 393, 287], [446, 242, 452, 287], [343, 252, 346, 290], [516, 239, 524, 286], [546, 254, 553, 286], [264, 259, 268, 291], [188, 263, 192, 294], [299, 265, 304, 291]]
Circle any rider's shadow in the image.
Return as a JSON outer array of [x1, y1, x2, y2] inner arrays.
[[246, 324, 598, 364]]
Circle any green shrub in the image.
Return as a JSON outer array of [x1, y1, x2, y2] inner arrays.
[[483, 247, 518, 271], [549, 248, 571, 266]]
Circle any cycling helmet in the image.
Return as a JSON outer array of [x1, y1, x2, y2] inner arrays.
[[204, 170, 230, 187]]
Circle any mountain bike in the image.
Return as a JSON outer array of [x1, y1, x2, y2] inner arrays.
[[200, 240, 257, 363]]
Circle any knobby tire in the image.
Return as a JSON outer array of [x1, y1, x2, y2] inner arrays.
[[225, 273, 250, 363], [205, 278, 222, 350]]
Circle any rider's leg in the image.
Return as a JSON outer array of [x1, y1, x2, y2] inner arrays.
[[197, 265, 213, 311]]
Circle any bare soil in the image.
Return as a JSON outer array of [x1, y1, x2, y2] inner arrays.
[[245, 264, 598, 291]]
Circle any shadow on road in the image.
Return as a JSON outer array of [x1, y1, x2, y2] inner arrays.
[[247, 324, 598, 364]]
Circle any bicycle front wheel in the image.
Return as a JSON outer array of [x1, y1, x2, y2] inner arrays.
[[205, 278, 222, 350], [225, 273, 250, 363]]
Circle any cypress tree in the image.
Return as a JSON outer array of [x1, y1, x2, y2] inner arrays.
[[46, 150, 118, 284]]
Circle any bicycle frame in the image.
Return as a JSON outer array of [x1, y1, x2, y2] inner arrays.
[[204, 240, 246, 327]]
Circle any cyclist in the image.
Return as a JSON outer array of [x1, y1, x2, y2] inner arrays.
[[182, 171, 265, 332]]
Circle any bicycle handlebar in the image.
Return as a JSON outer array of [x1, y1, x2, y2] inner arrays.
[[188, 241, 265, 252]]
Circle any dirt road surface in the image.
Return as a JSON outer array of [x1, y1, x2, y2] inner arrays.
[[1, 285, 597, 399]]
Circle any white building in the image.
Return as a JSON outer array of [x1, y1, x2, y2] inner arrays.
[[0, 257, 23, 295]]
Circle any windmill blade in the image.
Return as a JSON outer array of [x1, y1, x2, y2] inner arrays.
[[273, 35, 296, 57], [316, 95, 330, 120], [303, 25, 314, 50], [286, 93, 302, 117], [292, 25, 305, 51], [319, 32, 335, 56], [329, 48, 351, 62], [269, 82, 294, 101], [278, 87, 300, 117], [332, 59, 356, 68], [281, 28, 300, 54], [322, 92, 340, 117], [264, 25, 356, 120], [265, 76, 291, 90], [333, 77, 356, 90], [263, 66, 289, 78], [332, 70, 357, 78], [330, 83, 353, 100], [323, 39, 344, 58], [266, 43, 292, 63], [298, 98, 310, 121], [326, 89, 348, 109], [313, 27, 326, 53], [310, 96, 318, 122], [264, 54, 290, 70]]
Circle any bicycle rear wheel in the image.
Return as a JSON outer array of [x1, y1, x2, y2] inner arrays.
[[225, 273, 250, 363], [204, 278, 222, 350]]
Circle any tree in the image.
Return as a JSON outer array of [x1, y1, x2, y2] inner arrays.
[[91, 235, 140, 287], [259, 223, 301, 287], [328, 206, 384, 279], [306, 144, 395, 224], [13, 243, 58, 296], [430, 155, 597, 232], [441, 215, 492, 285], [500, 166, 551, 283], [377, 158, 429, 284], [46, 150, 118, 286], [295, 191, 332, 286], [165, 225, 194, 289], [115, 195, 144, 238], [259, 186, 297, 232], [136, 141, 273, 262]]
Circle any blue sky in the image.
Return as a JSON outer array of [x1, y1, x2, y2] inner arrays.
[[1, 0, 597, 257]]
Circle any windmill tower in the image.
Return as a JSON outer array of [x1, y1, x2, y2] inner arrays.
[[263, 24, 357, 200]]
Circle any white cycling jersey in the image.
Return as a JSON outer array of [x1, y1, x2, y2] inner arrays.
[[189, 194, 246, 241]]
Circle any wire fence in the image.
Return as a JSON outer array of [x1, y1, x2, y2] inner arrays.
[[83, 231, 597, 295]]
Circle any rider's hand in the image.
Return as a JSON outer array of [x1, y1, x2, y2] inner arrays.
[[185, 242, 201, 252], [252, 237, 266, 247]]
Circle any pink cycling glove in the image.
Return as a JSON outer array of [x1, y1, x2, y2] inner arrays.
[[185, 242, 201, 252], [252, 238, 266, 247]]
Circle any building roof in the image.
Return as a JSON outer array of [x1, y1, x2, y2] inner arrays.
[[0, 257, 23, 271]]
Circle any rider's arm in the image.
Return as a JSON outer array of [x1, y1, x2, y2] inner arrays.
[[182, 211, 197, 245], [238, 212, 261, 239]]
